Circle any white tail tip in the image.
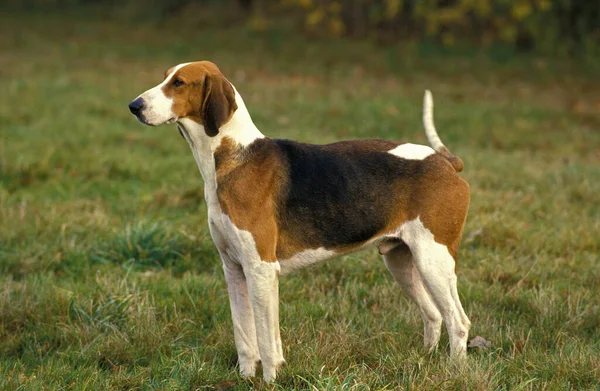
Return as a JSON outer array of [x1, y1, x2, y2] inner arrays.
[[424, 90, 433, 110], [423, 90, 444, 152]]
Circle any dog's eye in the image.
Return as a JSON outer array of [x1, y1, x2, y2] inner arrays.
[[172, 79, 184, 87]]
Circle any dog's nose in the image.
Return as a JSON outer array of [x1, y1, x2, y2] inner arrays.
[[128, 98, 145, 115]]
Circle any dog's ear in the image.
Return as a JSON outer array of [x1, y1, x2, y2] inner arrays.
[[201, 75, 238, 137]]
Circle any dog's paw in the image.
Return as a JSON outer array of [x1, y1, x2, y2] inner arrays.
[[262, 359, 286, 383], [239, 359, 259, 379]]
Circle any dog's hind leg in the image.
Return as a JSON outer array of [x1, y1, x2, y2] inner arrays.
[[448, 241, 471, 332], [383, 243, 443, 351], [401, 219, 470, 358]]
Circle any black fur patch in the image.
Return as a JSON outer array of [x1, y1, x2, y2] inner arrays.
[[270, 139, 430, 249]]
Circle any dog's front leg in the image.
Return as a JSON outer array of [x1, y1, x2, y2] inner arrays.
[[245, 260, 285, 382], [223, 262, 260, 378]]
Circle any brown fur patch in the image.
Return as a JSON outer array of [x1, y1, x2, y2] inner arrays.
[[214, 138, 284, 262], [161, 61, 237, 136], [438, 146, 465, 172], [380, 155, 470, 260], [214, 136, 244, 179]]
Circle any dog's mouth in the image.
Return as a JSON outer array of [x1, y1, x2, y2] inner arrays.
[[134, 114, 177, 127], [133, 113, 148, 125]]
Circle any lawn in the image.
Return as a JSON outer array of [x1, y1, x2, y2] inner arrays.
[[1, 5, 599, 390]]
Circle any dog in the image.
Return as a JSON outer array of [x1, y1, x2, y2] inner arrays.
[[129, 61, 471, 382]]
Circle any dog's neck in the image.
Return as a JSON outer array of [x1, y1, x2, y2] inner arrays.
[[176, 87, 264, 205]]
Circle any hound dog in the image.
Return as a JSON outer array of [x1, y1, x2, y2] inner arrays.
[[128, 61, 471, 382]]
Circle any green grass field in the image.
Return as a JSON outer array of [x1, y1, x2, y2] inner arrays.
[[1, 6, 600, 390]]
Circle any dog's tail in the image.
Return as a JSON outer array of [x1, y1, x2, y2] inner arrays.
[[423, 90, 464, 172]]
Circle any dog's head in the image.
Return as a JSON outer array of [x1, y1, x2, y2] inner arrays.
[[128, 61, 238, 137]]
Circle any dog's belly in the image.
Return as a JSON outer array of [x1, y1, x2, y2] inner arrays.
[[278, 234, 404, 275], [278, 247, 338, 275]]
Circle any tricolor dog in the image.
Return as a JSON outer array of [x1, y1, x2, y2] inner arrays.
[[128, 61, 471, 382]]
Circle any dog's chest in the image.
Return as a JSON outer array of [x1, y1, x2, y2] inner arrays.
[[207, 200, 263, 267]]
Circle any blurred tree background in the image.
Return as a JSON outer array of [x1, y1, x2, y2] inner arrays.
[[5, 0, 598, 56], [279, 0, 599, 54]]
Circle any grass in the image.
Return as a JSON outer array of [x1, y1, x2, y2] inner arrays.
[[1, 4, 600, 390]]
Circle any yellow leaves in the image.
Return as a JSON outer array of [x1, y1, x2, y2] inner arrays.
[[470, 0, 492, 18], [423, 5, 466, 37], [512, 2, 532, 21], [306, 7, 325, 26], [328, 1, 342, 14], [435, 7, 466, 24], [300, 0, 345, 36], [329, 17, 345, 36], [298, 0, 312, 9], [248, 13, 269, 32], [416, 0, 552, 45], [538, 0, 552, 11], [384, 0, 403, 20], [499, 23, 518, 43], [285, 0, 569, 49], [441, 31, 456, 46]]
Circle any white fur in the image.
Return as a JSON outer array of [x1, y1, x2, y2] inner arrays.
[[423, 90, 446, 153], [383, 245, 443, 350], [399, 217, 470, 357], [279, 248, 338, 275], [222, 261, 260, 377], [219, 88, 265, 147], [388, 143, 436, 160]]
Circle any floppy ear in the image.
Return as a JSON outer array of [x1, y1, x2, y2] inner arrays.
[[202, 75, 238, 137]]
